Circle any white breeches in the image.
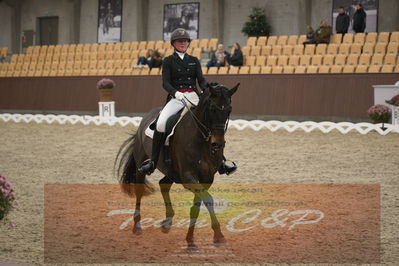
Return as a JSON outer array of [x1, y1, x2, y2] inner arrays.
[[156, 91, 199, 132]]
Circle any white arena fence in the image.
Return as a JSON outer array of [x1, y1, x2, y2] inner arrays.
[[1, 113, 399, 135]]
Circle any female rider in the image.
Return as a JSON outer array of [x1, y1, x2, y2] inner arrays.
[[138, 28, 236, 176]]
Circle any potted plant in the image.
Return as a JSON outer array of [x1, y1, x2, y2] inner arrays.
[[367, 104, 391, 128], [0, 175, 16, 220], [97, 78, 115, 102]]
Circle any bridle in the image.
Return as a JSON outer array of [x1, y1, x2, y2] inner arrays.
[[181, 91, 231, 152]]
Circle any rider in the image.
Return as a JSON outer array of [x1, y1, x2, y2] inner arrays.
[[138, 28, 237, 176]]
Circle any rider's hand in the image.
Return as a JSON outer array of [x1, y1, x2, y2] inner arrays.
[[174, 91, 184, 101]]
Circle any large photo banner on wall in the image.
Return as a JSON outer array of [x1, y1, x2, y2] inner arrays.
[[98, 0, 122, 43], [163, 2, 199, 41], [332, 0, 378, 34]]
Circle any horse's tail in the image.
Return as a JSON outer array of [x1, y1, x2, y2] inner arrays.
[[114, 132, 155, 197]]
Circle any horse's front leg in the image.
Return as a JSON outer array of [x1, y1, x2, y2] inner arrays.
[[186, 193, 201, 250], [159, 176, 174, 233]]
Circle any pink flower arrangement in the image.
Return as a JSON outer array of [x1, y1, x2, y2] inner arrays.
[[0, 175, 16, 220], [386, 94, 399, 106], [367, 104, 391, 123], [96, 78, 115, 90]]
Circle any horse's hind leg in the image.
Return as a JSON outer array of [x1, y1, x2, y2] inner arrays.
[[159, 176, 174, 233], [132, 171, 146, 235]]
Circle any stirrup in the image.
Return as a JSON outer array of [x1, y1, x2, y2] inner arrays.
[[218, 160, 237, 176], [138, 159, 155, 175]]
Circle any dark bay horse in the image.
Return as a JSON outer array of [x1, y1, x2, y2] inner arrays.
[[116, 83, 239, 249]]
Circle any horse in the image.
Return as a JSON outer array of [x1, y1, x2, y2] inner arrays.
[[115, 82, 239, 249]]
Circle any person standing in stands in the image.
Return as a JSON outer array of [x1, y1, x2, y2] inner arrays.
[[227, 43, 243, 67], [335, 6, 350, 34], [352, 3, 366, 33]]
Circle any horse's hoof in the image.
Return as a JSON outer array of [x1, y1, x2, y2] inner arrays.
[[186, 242, 199, 252], [161, 219, 172, 233], [213, 236, 226, 246], [132, 227, 143, 235], [161, 226, 171, 234]]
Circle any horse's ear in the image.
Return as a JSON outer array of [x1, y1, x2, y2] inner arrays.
[[228, 83, 240, 96], [208, 82, 218, 95]]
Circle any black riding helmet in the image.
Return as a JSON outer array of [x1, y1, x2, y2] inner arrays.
[[170, 28, 191, 45]]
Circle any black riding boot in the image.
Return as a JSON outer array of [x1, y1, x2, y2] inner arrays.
[[218, 155, 237, 175], [138, 130, 165, 175]]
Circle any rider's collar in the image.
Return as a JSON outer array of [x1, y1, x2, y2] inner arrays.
[[175, 51, 186, 60]]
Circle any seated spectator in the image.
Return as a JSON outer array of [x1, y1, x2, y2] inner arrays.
[[227, 42, 243, 67], [305, 25, 314, 42], [206, 44, 230, 68], [148, 50, 163, 69], [303, 20, 331, 45], [137, 49, 154, 67]]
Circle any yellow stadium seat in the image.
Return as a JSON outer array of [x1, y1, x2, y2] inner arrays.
[[130, 41, 139, 50], [82, 44, 91, 53], [266, 36, 277, 46], [26, 46, 34, 54], [374, 43, 387, 54], [315, 43, 327, 55], [245, 56, 256, 66], [288, 55, 300, 66], [338, 44, 350, 55], [362, 43, 375, 54], [371, 54, 384, 65], [138, 41, 147, 50], [201, 66, 207, 74], [342, 33, 354, 44], [299, 55, 311, 66], [154, 40, 164, 51], [304, 44, 315, 55], [306, 65, 318, 73], [199, 39, 209, 50], [260, 45, 271, 56], [355, 65, 368, 73], [390, 32, 399, 43], [149, 68, 160, 75], [277, 35, 288, 46], [246, 37, 257, 47], [311, 55, 323, 66], [283, 66, 294, 74], [250, 66, 260, 74], [387, 43, 399, 54], [359, 54, 371, 65], [241, 46, 251, 57], [277, 55, 288, 66], [121, 42, 131, 51], [251, 46, 261, 56], [218, 67, 228, 74], [146, 41, 155, 50], [271, 66, 283, 74], [89, 52, 98, 61], [330, 34, 342, 44], [384, 54, 397, 65], [394, 64, 399, 72], [346, 54, 359, 65], [255, 55, 266, 66], [318, 65, 330, 73], [343, 65, 355, 73], [368, 65, 381, 73], [287, 35, 298, 45], [257, 36, 267, 46], [239, 66, 250, 74], [265, 55, 277, 67], [208, 38, 218, 50], [335, 54, 347, 65], [228, 67, 239, 74], [353, 33, 365, 44], [208, 67, 218, 75], [271, 45, 282, 56], [365, 32, 377, 44], [293, 44, 304, 55], [282, 45, 293, 56], [381, 65, 394, 73], [294, 65, 306, 73], [39, 45, 48, 54], [377, 32, 390, 43], [350, 43, 362, 55], [327, 44, 339, 55], [297, 35, 307, 45], [190, 39, 199, 49]]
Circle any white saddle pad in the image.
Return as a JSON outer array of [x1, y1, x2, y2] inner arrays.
[[144, 107, 189, 146]]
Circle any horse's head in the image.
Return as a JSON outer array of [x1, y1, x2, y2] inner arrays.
[[198, 82, 239, 153]]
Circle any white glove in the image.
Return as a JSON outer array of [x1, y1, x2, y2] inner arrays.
[[174, 91, 184, 101]]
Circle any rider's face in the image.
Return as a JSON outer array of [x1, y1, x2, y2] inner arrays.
[[173, 39, 189, 53]]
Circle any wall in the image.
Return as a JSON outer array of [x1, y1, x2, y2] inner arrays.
[[0, 2, 13, 51], [378, 0, 399, 32], [79, 0, 98, 44]]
